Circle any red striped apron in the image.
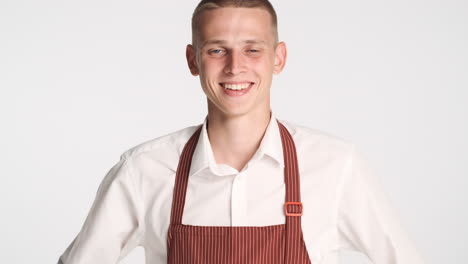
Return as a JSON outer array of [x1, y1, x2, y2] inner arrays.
[[167, 120, 311, 264]]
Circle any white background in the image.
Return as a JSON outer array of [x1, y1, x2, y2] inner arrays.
[[1, 0, 467, 263]]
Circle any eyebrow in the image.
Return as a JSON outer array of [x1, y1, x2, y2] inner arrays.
[[201, 39, 267, 48]]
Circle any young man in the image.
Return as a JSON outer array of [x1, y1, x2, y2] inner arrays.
[[58, 0, 425, 263]]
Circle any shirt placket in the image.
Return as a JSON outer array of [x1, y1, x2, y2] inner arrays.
[[231, 171, 248, 226]]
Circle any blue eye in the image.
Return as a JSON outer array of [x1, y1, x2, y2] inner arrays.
[[209, 49, 225, 55]]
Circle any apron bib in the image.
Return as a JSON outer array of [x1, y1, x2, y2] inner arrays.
[[167, 120, 311, 264]]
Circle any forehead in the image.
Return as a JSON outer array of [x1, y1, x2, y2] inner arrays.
[[197, 7, 275, 45]]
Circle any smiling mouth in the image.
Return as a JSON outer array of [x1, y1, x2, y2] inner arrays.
[[220, 82, 255, 90]]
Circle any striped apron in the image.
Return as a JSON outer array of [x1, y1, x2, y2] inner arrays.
[[167, 120, 311, 264]]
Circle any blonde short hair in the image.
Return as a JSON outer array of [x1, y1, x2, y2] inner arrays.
[[191, 0, 279, 47]]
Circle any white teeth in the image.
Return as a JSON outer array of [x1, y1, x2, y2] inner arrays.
[[222, 83, 251, 90]]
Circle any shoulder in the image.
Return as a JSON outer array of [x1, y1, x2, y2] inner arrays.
[[277, 118, 355, 160], [118, 124, 202, 162]]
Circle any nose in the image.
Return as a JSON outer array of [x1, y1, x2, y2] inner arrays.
[[223, 50, 247, 75]]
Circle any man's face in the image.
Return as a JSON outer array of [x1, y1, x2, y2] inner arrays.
[[186, 7, 287, 118]]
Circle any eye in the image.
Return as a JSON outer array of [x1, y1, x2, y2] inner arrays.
[[245, 48, 262, 56], [208, 49, 225, 55]]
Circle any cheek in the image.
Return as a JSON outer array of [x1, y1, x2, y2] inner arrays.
[[200, 59, 226, 76], [250, 55, 275, 70], [252, 60, 274, 76]]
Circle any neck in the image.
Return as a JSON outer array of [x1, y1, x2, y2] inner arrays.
[[206, 106, 271, 172]]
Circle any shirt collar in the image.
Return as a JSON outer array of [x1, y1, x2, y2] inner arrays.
[[189, 110, 285, 177]]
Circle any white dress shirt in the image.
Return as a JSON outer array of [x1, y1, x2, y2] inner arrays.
[[58, 111, 425, 264]]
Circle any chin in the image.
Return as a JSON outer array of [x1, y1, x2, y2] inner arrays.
[[221, 104, 260, 118]]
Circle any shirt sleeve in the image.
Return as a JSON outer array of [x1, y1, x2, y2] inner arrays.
[[336, 145, 425, 263], [58, 156, 145, 264]]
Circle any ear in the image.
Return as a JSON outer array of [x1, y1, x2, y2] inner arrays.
[[186, 44, 199, 76], [273, 41, 287, 75]]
